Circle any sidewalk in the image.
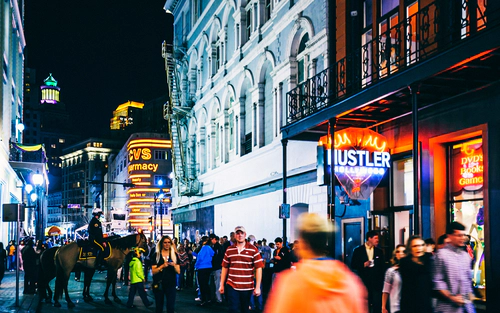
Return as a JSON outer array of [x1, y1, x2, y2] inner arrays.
[[0, 271, 39, 313]]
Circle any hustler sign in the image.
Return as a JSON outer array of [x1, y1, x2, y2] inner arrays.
[[318, 128, 391, 200]]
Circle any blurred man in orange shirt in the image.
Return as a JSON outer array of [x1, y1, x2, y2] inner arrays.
[[264, 213, 367, 313]]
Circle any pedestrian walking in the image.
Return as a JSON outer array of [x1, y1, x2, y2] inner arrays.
[[0, 242, 6, 285], [434, 221, 475, 313], [209, 234, 224, 304], [151, 235, 180, 313], [399, 235, 433, 313], [193, 235, 213, 306], [126, 247, 153, 308], [176, 243, 189, 290], [21, 239, 37, 294], [382, 244, 405, 313], [264, 213, 367, 313], [7, 240, 16, 271], [351, 230, 385, 313], [219, 226, 264, 313]]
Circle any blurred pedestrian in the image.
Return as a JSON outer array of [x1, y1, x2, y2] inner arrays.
[[424, 238, 436, 254], [434, 221, 475, 313], [220, 226, 264, 313], [271, 237, 291, 283], [176, 243, 189, 290], [151, 235, 180, 313], [382, 244, 405, 313], [351, 230, 385, 313], [399, 236, 433, 313], [436, 234, 449, 250], [0, 242, 6, 285], [126, 247, 153, 308], [18, 240, 25, 271], [7, 240, 16, 271], [264, 213, 367, 313], [21, 239, 37, 294]]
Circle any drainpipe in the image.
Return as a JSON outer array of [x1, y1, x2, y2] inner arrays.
[[282, 139, 288, 244], [328, 118, 336, 258], [410, 85, 420, 235]]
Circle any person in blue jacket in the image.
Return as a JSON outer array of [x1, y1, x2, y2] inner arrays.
[[193, 236, 214, 306]]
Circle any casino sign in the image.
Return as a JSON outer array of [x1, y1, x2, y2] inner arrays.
[[319, 128, 391, 200]]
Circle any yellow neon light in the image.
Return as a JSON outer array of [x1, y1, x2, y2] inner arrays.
[[129, 213, 152, 216], [363, 135, 387, 152], [128, 144, 171, 150], [129, 174, 151, 178], [128, 139, 171, 146], [127, 188, 161, 194], [128, 204, 153, 209], [127, 198, 156, 203]]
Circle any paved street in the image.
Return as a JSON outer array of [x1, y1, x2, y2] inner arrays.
[[37, 271, 232, 313]]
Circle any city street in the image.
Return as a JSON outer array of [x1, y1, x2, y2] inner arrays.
[[38, 271, 230, 313]]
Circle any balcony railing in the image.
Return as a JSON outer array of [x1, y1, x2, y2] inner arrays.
[[287, 0, 491, 124]]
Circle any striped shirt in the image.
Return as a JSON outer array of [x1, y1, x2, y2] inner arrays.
[[222, 241, 264, 291]]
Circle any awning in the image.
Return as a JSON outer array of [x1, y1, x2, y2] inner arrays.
[[45, 226, 62, 236]]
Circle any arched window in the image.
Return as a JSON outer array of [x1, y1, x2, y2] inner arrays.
[[297, 34, 309, 84]]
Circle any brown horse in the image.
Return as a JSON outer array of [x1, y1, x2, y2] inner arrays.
[[53, 232, 148, 307]]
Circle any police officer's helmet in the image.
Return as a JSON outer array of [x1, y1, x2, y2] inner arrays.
[[92, 208, 103, 216]]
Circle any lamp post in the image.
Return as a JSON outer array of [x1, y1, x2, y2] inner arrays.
[[32, 173, 44, 241]]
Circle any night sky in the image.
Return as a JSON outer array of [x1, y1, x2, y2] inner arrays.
[[24, 0, 169, 137]]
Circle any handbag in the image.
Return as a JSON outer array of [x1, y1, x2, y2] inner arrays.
[[152, 281, 163, 292]]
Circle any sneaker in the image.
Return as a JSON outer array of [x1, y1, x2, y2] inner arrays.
[[194, 297, 202, 302]]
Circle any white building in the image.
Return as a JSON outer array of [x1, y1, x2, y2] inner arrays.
[[164, 0, 328, 242]]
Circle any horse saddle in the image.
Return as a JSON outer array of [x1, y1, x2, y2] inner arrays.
[[78, 244, 111, 261]]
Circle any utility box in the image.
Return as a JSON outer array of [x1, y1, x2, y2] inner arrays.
[[2, 203, 25, 222]]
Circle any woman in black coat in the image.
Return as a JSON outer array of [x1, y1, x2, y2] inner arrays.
[[399, 235, 434, 313], [0, 242, 6, 285]]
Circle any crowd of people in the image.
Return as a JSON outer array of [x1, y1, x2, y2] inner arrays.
[[0, 217, 478, 313]]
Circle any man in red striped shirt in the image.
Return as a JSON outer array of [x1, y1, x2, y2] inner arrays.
[[220, 226, 264, 313]]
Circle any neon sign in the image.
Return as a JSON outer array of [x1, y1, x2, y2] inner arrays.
[[129, 148, 152, 161], [319, 128, 391, 200], [128, 163, 159, 172], [452, 138, 483, 192]]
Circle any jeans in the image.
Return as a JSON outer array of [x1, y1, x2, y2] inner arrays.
[[249, 280, 263, 310], [210, 269, 222, 302], [226, 284, 253, 313], [126, 282, 152, 307], [176, 265, 187, 288], [154, 285, 176, 313]]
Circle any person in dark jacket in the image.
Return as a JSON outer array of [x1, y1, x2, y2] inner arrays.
[[88, 208, 107, 270], [0, 242, 6, 285], [151, 235, 180, 313], [350, 230, 385, 313], [398, 235, 433, 313], [271, 237, 291, 277], [210, 234, 224, 303], [21, 239, 37, 294]]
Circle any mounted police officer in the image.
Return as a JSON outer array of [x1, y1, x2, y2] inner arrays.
[[89, 208, 107, 270]]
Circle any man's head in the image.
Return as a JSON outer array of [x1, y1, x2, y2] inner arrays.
[[446, 221, 467, 247], [209, 233, 218, 245], [248, 235, 256, 245], [92, 208, 103, 217], [296, 213, 334, 257], [234, 226, 246, 243], [274, 237, 283, 249], [366, 230, 379, 247], [437, 234, 449, 249]]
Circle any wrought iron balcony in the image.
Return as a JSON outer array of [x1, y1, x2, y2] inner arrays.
[[287, 0, 492, 125]]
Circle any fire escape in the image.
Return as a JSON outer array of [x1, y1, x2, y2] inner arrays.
[[162, 41, 201, 197]]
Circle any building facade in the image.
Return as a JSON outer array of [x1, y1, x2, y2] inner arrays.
[[59, 138, 121, 234], [1, 0, 32, 243], [105, 133, 173, 238], [164, 0, 327, 242]]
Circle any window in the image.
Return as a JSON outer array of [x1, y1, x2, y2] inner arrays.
[[297, 34, 309, 84], [265, 0, 272, 22], [59, 138, 65, 143], [392, 157, 413, 206], [448, 137, 485, 297], [155, 150, 167, 160], [246, 8, 252, 40], [51, 144, 56, 149]]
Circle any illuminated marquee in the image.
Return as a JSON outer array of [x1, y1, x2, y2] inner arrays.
[[128, 163, 159, 172], [319, 128, 391, 200]]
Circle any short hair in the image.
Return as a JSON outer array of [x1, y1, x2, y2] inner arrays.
[[274, 237, 283, 243], [223, 236, 228, 240], [257, 240, 262, 245], [424, 238, 435, 245], [437, 234, 447, 245], [446, 221, 466, 234], [366, 230, 378, 241]]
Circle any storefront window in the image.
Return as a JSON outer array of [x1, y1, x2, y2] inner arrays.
[[392, 157, 413, 206], [449, 137, 485, 300]]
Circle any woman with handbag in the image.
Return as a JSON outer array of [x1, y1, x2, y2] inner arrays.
[[151, 235, 180, 313]]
